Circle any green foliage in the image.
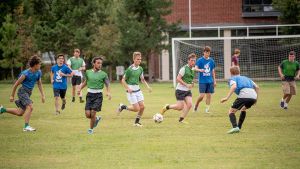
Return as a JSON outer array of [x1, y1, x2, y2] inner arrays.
[[0, 14, 22, 79], [116, 0, 179, 63], [273, 0, 300, 34]]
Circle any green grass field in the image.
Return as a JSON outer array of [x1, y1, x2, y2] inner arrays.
[[0, 82, 300, 169]]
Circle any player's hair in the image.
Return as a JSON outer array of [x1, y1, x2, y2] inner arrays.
[[133, 51, 141, 60], [28, 55, 42, 67], [56, 53, 65, 60], [289, 51, 295, 55], [188, 53, 197, 60], [234, 48, 240, 54], [204, 46, 211, 52], [230, 66, 240, 75], [92, 56, 103, 64], [74, 48, 80, 53]]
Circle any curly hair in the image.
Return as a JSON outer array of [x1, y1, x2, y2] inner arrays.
[[28, 55, 42, 67]]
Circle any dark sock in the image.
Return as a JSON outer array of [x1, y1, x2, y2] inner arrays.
[[135, 115, 141, 124], [121, 105, 128, 110], [24, 123, 29, 128], [179, 117, 184, 122], [72, 97, 75, 102], [0, 107, 6, 113], [166, 105, 170, 110], [229, 113, 237, 128], [80, 97, 83, 101], [238, 111, 246, 129]]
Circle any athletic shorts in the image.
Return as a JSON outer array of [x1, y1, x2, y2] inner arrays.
[[53, 89, 67, 98], [199, 83, 214, 93], [71, 76, 82, 86], [231, 98, 257, 110], [85, 92, 103, 112], [126, 90, 144, 105], [282, 81, 296, 95], [175, 90, 192, 101], [15, 86, 32, 111]]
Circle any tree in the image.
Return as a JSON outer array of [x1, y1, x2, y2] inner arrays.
[[273, 0, 300, 34], [116, 0, 179, 81], [31, 0, 109, 55], [0, 14, 22, 80]]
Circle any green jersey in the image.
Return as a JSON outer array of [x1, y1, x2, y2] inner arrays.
[[124, 65, 143, 85], [176, 65, 195, 91], [280, 60, 300, 81], [85, 69, 109, 90], [67, 57, 85, 70]]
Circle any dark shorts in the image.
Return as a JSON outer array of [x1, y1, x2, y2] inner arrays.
[[85, 92, 103, 112], [71, 76, 82, 86], [53, 89, 67, 98], [231, 98, 257, 110], [175, 90, 192, 101], [15, 86, 32, 111], [199, 83, 214, 93]]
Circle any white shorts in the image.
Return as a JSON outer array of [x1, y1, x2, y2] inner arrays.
[[127, 91, 144, 104]]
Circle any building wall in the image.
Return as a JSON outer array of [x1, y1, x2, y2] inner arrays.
[[165, 0, 279, 27]]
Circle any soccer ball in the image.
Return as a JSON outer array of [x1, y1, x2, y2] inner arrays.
[[153, 113, 163, 123]]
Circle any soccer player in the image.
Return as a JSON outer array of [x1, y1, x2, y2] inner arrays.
[[78, 56, 111, 134], [50, 54, 74, 115], [232, 48, 240, 67], [117, 51, 152, 127], [67, 48, 86, 103], [193, 46, 216, 113], [278, 51, 300, 109], [160, 53, 196, 123], [0, 55, 45, 132], [220, 66, 259, 134]]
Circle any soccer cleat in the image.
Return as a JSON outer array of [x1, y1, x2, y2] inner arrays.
[[79, 100, 84, 103], [280, 100, 284, 108], [283, 102, 288, 110], [179, 120, 189, 124], [133, 122, 143, 127], [23, 126, 36, 132], [116, 103, 126, 115], [55, 111, 60, 115], [193, 105, 198, 112], [94, 116, 102, 128], [205, 107, 210, 113], [161, 104, 169, 115], [87, 129, 93, 134], [61, 100, 66, 110], [227, 127, 240, 134]]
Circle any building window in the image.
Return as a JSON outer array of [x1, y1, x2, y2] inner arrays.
[[242, 0, 280, 17]]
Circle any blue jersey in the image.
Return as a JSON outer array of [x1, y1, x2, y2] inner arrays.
[[196, 56, 215, 83], [51, 64, 72, 89], [229, 75, 255, 95], [20, 69, 42, 90]]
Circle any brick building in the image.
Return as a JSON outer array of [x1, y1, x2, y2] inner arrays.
[[157, 0, 281, 81]]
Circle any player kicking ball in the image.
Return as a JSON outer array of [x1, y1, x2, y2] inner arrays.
[[117, 51, 152, 127], [50, 54, 74, 115], [160, 53, 196, 124], [220, 66, 259, 134], [0, 55, 45, 132], [78, 56, 111, 134]]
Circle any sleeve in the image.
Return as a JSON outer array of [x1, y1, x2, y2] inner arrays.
[[178, 67, 185, 76], [140, 67, 144, 79], [82, 59, 86, 67], [123, 69, 129, 78], [37, 70, 42, 81], [64, 65, 72, 74], [66, 59, 71, 66], [229, 79, 236, 86], [280, 61, 284, 69], [51, 66, 55, 73], [296, 62, 300, 71], [84, 71, 88, 81], [212, 59, 216, 70]]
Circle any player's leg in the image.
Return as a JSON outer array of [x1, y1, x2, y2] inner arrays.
[[204, 83, 214, 113], [285, 81, 296, 108], [179, 96, 192, 123], [281, 81, 290, 108], [134, 101, 145, 126], [53, 89, 61, 114], [76, 77, 84, 103], [161, 90, 185, 115], [238, 98, 256, 129], [0, 107, 24, 116], [194, 83, 207, 112], [60, 89, 67, 110], [117, 92, 140, 114], [227, 98, 244, 134], [23, 104, 36, 131], [71, 77, 76, 102]]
